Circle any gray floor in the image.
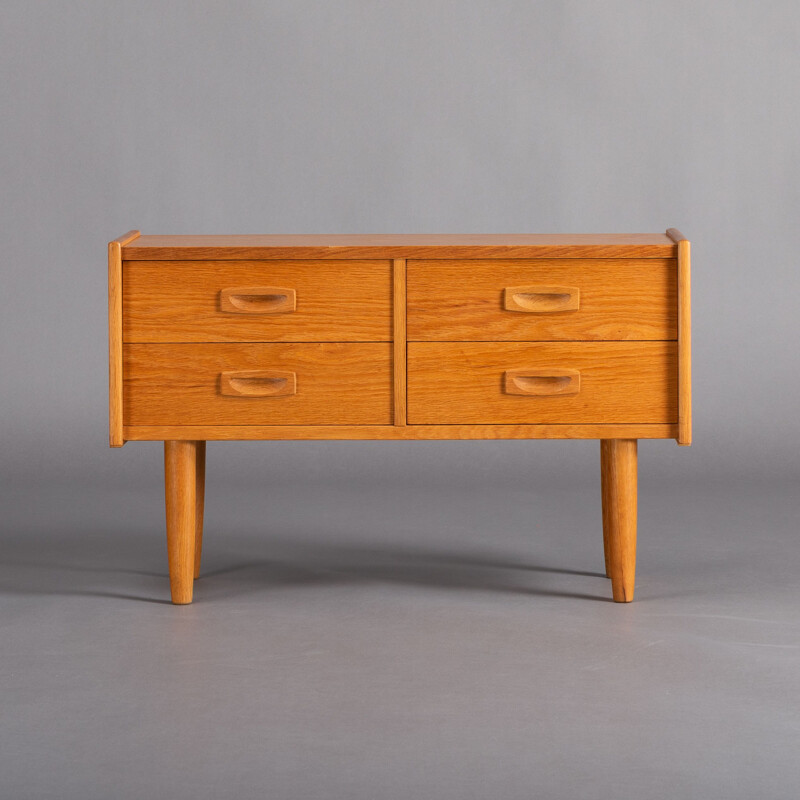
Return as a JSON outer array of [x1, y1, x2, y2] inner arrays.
[[2, 448, 799, 799]]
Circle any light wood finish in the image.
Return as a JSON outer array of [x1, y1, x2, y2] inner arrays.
[[408, 259, 676, 341], [194, 441, 205, 580], [112, 230, 690, 604], [220, 370, 297, 398], [123, 260, 391, 342], [124, 343, 392, 426], [504, 369, 581, 397], [678, 240, 692, 445], [164, 440, 198, 604], [124, 423, 678, 441], [408, 342, 677, 425], [219, 286, 296, 314], [600, 441, 612, 578], [108, 230, 140, 446], [504, 285, 580, 313], [601, 439, 638, 602], [122, 234, 677, 261], [393, 259, 407, 425], [667, 229, 692, 446]]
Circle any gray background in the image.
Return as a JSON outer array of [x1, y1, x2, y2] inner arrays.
[[2, 2, 799, 798]]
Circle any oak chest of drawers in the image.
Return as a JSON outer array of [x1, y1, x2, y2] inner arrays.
[[109, 231, 691, 604]]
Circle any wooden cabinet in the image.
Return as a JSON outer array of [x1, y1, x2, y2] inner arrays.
[[109, 231, 691, 604]]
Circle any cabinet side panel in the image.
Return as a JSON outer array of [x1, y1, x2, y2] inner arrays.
[[109, 231, 140, 446], [393, 259, 407, 425], [677, 239, 691, 445]]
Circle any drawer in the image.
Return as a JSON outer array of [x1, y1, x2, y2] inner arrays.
[[124, 343, 392, 425], [407, 259, 676, 341], [123, 260, 392, 342], [407, 342, 676, 424]]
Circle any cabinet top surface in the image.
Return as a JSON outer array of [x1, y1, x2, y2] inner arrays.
[[121, 233, 678, 260]]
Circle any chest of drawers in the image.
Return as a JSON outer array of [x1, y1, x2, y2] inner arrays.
[[109, 231, 691, 604]]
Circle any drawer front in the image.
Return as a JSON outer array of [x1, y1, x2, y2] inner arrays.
[[407, 342, 676, 424], [123, 260, 392, 342], [124, 343, 392, 425], [408, 259, 676, 341]]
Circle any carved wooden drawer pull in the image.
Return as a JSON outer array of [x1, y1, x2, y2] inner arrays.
[[503, 285, 580, 313], [504, 369, 581, 396], [220, 370, 297, 397], [220, 286, 296, 314]]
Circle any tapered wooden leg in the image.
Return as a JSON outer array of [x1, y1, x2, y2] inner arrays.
[[600, 440, 612, 578], [193, 442, 206, 579], [164, 440, 198, 604], [600, 439, 638, 602]]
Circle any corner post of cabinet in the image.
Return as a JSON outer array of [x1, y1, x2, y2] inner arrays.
[[393, 258, 407, 426], [666, 229, 691, 446], [108, 230, 140, 447]]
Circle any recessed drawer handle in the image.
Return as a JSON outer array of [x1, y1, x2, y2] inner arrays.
[[220, 286, 297, 314], [504, 286, 580, 313], [504, 369, 581, 396], [220, 370, 297, 397]]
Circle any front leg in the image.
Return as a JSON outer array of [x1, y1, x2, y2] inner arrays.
[[600, 439, 638, 602], [164, 440, 198, 604], [194, 441, 206, 580]]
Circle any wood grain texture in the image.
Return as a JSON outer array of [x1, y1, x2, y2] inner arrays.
[[600, 441, 612, 578], [194, 441, 205, 580], [122, 234, 677, 261], [601, 439, 638, 602], [123, 424, 678, 441], [408, 259, 676, 341], [123, 260, 391, 342], [164, 440, 197, 604], [124, 343, 392, 426], [393, 259, 407, 425], [667, 229, 692, 446], [408, 342, 677, 425], [108, 230, 140, 447], [111, 230, 691, 606]]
